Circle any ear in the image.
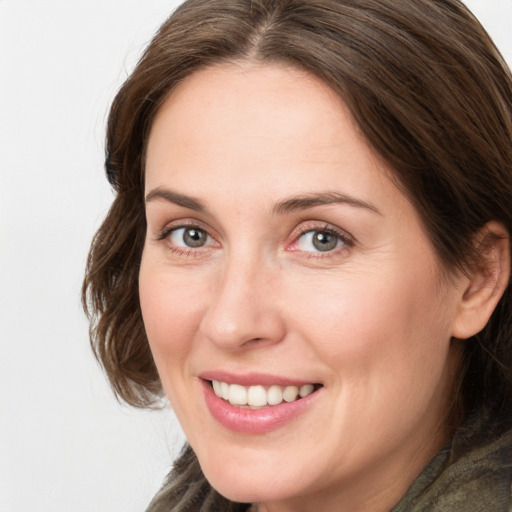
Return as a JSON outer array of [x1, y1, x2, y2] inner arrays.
[[451, 221, 510, 340]]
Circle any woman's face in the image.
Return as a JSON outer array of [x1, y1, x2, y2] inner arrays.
[[140, 63, 465, 510]]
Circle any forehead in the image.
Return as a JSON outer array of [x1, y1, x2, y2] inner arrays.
[[147, 63, 351, 162], [145, 62, 404, 217]]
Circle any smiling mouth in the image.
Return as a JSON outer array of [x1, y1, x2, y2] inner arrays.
[[209, 380, 323, 408]]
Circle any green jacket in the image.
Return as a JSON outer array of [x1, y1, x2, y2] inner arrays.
[[392, 429, 512, 512], [147, 424, 512, 511]]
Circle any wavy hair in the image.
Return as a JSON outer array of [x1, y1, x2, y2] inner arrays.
[[83, 0, 512, 509]]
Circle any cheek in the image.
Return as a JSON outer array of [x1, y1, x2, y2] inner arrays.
[[288, 266, 455, 454], [138, 260, 206, 371], [287, 262, 453, 390], [138, 262, 211, 435]]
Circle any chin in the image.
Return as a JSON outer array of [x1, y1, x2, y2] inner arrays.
[[206, 472, 291, 505], [196, 445, 304, 504]]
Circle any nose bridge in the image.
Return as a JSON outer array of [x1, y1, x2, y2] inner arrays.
[[198, 246, 285, 349]]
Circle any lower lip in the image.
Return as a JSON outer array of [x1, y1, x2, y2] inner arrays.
[[201, 380, 321, 434]]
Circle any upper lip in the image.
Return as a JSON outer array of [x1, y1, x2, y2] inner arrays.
[[199, 371, 321, 387]]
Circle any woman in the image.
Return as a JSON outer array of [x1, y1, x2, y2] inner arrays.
[[83, 0, 512, 510]]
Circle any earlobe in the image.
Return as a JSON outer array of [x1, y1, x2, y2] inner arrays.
[[451, 222, 510, 340]]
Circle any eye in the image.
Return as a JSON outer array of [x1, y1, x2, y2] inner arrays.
[[168, 226, 212, 248], [296, 229, 346, 253]]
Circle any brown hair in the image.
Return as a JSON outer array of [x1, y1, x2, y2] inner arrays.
[[83, 0, 512, 508]]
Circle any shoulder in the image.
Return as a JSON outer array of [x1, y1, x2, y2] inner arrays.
[[394, 429, 512, 512]]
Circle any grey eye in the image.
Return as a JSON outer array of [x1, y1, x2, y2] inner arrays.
[[170, 227, 209, 248], [297, 230, 343, 252]]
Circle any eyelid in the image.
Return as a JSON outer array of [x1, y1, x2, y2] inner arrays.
[[152, 218, 354, 258], [287, 221, 355, 255], [155, 219, 221, 253], [156, 218, 214, 239]]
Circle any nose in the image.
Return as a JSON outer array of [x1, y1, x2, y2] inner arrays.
[[198, 255, 286, 350]]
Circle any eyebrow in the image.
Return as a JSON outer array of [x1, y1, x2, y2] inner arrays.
[[145, 187, 381, 216], [273, 191, 382, 216], [145, 187, 206, 211]]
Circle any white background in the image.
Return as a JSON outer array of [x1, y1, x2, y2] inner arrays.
[[1, 1, 511, 511]]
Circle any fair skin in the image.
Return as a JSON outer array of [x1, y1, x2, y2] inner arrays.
[[139, 63, 501, 512]]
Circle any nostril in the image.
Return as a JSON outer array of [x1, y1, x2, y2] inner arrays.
[[239, 337, 264, 347]]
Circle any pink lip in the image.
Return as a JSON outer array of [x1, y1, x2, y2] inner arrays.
[[200, 377, 322, 434], [199, 370, 316, 387]]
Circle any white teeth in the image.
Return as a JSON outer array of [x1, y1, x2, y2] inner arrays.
[[267, 385, 283, 405], [211, 380, 317, 406], [300, 384, 315, 398], [228, 384, 247, 405], [220, 381, 230, 400], [212, 380, 221, 396], [247, 385, 267, 407], [283, 385, 299, 402]]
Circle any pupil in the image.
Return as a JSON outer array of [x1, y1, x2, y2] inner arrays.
[[312, 231, 337, 251], [184, 228, 206, 247]]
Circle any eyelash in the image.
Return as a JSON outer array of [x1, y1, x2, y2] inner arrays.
[[156, 221, 354, 259], [156, 221, 216, 257], [290, 223, 354, 258]]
